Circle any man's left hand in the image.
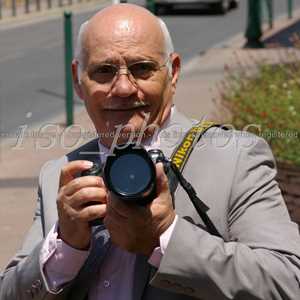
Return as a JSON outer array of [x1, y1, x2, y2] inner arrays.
[[103, 162, 176, 256]]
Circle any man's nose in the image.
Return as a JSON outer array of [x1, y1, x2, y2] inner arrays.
[[110, 73, 138, 97]]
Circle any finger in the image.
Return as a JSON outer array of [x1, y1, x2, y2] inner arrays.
[[77, 204, 107, 222], [108, 193, 140, 219], [60, 160, 94, 187], [64, 176, 105, 196], [104, 201, 126, 230], [70, 187, 108, 209], [155, 162, 170, 197]]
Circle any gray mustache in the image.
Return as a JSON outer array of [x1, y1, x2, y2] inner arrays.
[[103, 100, 148, 110]]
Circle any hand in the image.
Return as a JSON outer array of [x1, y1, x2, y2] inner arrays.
[[57, 160, 108, 250], [104, 162, 176, 256]]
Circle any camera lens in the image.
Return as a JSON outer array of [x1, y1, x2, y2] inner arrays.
[[109, 153, 152, 195], [104, 144, 156, 204]]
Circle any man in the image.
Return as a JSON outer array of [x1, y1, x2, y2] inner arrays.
[[1, 4, 300, 300]]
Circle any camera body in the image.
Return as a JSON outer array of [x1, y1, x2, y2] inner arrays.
[[81, 143, 170, 206]]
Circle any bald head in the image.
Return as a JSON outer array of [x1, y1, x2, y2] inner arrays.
[[75, 4, 174, 68]]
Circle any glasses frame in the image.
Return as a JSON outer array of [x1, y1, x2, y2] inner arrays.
[[78, 55, 172, 89]]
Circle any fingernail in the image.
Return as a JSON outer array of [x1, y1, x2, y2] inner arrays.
[[99, 177, 104, 185], [83, 161, 94, 168], [157, 162, 164, 170]]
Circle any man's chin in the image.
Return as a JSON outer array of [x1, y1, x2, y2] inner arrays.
[[115, 126, 150, 144], [98, 122, 157, 147]]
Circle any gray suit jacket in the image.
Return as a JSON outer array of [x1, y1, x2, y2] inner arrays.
[[1, 109, 300, 300]]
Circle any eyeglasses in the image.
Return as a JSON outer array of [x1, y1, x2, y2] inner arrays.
[[89, 58, 170, 86]]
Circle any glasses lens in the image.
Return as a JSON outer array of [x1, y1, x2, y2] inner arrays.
[[94, 64, 118, 83], [129, 62, 157, 80]]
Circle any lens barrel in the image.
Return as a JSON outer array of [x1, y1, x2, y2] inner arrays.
[[104, 144, 157, 205]]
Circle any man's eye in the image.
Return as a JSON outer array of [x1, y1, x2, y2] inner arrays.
[[130, 63, 156, 78], [92, 65, 117, 83], [96, 65, 116, 74]]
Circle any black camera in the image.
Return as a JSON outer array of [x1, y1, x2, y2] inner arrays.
[[81, 143, 170, 206], [81, 143, 221, 237]]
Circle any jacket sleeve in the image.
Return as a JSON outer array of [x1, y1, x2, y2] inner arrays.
[[150, 136, 300, 299], [0, 162, 74, 300]]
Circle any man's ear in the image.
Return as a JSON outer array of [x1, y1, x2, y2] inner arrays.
[[72, 59, 84, 100], [169, 53, 181, 95]]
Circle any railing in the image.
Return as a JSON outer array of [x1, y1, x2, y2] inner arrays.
[[0, 0, 91, 19], [264, 0, 294, 29], [245, 0, 295, 48]]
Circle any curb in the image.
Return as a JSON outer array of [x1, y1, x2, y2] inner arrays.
[[182, 7, 300, 75], [262, 7, 300, 41], [0, 0, 110, 31], [208, 6, 300, 51]]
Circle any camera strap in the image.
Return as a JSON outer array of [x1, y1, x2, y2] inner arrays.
[[169, 121, 226, 238]]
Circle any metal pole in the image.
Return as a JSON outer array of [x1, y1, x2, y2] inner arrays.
[[36, 0, 41, 11], [64, 11, 74, 126], [25, 0, 30, 13], [265, 0, 273, 29], [245, 0, 263, 48], [288, 0, 293, 19], [146, 0, 155, 14], [12, 0, 16, 17], [0, 0, 2, 19]]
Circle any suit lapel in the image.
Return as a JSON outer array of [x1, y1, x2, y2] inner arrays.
[[42, 156, 67, 235], [67, 138, 100, 165], [158, 107, 193, 159]]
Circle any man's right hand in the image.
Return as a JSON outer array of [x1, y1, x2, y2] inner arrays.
[[57, 160, 108, 250]]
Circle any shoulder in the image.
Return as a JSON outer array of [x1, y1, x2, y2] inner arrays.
[[183, 126, 277, 192], [197, 126, 275, 164]]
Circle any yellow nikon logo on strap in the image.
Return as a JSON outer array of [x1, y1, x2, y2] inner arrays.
[[171, 121, 217, 171]]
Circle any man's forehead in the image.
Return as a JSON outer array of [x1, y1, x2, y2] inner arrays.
[[114, 19, 134, 34], [84, 17, 165, 60], [86, 16, 162, 43], [87, 22, 141, 46]]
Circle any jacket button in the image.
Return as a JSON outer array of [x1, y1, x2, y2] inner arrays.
[[33, 279, 42, 290]]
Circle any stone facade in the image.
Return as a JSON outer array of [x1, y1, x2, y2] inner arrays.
[[276, 162, 300, 228]]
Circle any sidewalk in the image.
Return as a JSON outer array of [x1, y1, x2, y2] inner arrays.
[[0, 0, 110, 29], [1, 10, 300, 270]]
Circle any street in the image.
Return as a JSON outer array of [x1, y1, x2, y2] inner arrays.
[[0, 0, 299, 137]]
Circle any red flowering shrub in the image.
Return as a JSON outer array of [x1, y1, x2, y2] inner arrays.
[[219, 57, 300, 166]]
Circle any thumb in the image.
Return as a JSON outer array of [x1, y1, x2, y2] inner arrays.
[[155, 162, 170, 197], [59, 160, 94, 187]]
